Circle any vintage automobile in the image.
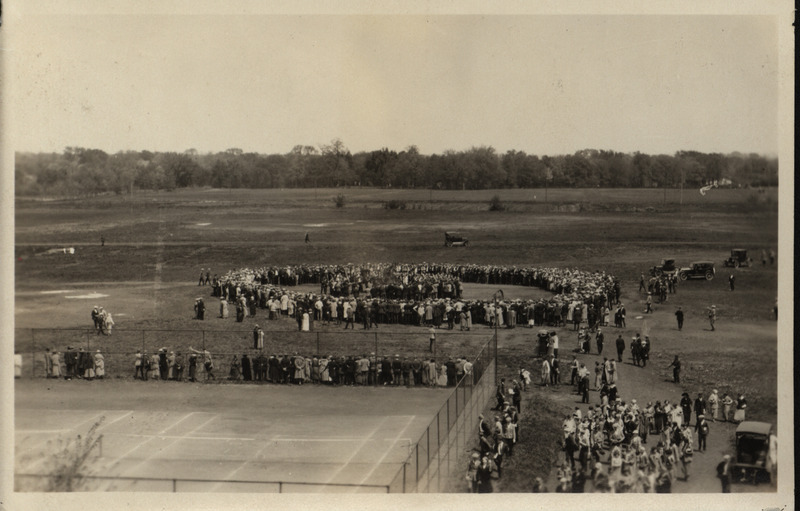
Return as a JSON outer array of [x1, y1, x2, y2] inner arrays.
[[723, 248, 752, 268], [677, 261, 716, 281], [444, 232, 469, 247], [734, 421, 776, 484], [650, 258, 678, 277]]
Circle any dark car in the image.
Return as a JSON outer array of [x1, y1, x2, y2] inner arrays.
[[734, 421, 776, 484], [724, 249, 752, 268], [650, 258, 678, 277], [444, 232, 469, 247], [678, 261, 716, 281]]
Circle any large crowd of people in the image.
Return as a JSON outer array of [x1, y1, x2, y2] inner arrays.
[[124, 348, 478, 387], [196, 263, 620, 332]]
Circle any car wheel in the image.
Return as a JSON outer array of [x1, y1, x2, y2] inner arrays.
[[705, 272, 714, 280], [679, 272, 688, 281], [464, 240, 469, 247], [734, 260, 740, 268]]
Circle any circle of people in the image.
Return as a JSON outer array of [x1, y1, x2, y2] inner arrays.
[[195, 263, 621, 333]]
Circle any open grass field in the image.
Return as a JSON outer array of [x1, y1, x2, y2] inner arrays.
[[14, 187, 780, 493]]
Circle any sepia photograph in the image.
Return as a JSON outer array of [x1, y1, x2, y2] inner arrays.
[[2, 1, 793, 510]]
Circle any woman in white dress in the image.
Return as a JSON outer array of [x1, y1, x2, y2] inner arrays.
[[301, 312, 310, 332]]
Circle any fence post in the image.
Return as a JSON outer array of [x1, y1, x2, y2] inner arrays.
[[173, 479, 177, 492], [142, 329, 145, 355], [316, 332, 320, 356], [86, 331, 90, 352], [202, 330, 205, 352], [374, 332, 378, 386], [402, 462, 406, 493]]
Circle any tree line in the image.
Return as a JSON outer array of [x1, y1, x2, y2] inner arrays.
[[15, 140, 778, 196]]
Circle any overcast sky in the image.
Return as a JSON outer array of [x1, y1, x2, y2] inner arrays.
[[9, 10, 780, 156]]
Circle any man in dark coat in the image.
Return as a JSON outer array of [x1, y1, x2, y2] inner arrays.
[[615, 335, 625, 362], [675, 307, 684, 330], [446, 357, 457, 386], [159, 349, 169, 380]]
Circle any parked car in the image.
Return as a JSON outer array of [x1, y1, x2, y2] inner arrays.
[[677, 261, 716, 281], [734, 421, 777, 484], [723, 248, 752, 268], [444, 232, 469, 247], [650, 258, 678, 277]]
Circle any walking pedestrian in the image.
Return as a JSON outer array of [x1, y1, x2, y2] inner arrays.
[[708, 305, 716, 331], [716, 455, 732, 493], [667, 355, 681, 383], [728, 274, 735, 291], [675, 307, 684, 330]]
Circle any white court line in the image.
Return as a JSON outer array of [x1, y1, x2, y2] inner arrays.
[[17, 411, 106, 455], [271, 437, 412, 442], [316, 416, 390, 489], [107, 412, 201, 469], [96, 413, 219, 490], [205, 433, 278, 492], [352, 415, 417, 490], [119, 434, 255, 441]]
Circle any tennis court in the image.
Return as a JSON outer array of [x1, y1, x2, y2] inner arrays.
[[15, 379, 452, 492]]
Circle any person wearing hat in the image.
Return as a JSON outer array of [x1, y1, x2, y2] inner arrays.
[[693, 393, 707, 427], [91, 306, 101, 333], [219, 296, 229, 319], [645, 292, 653, 314], [708, 305, 716, 331], [716, 454, 732, 492], [695, 414, 710, 452]]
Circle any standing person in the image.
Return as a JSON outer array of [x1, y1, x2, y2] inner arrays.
[[722, 393, 734, 422], [476, 455, 494, 493], [644, 293, 653, 314], [158, 348, 169, 380], [708, 389, 720, 421], [615, 335, 625, 362], [667, 355, 681, 383], [91, 306, 102, 333], [716, 455, 732, 493], [675, 307, 684, 330], [638, 274, 646, 293], [219, 297, 228, 319], [199, 269, 205, 286], [428, 326, 436, 353], [728, 274, 735, 291], [707, 305, 716, 331], [43, 348, 53, 378], [305, 232, 310, 244], [187, 352, 198, 382], [733, 394, 747, 423], [253, 325, 260, 349], [93, 350, 105, 379], [466, 453, 480, 493], [50, 349, 61, 379], [695, 415, 710, 452], [540, 358, 551, 387], [693, 393, 706, 427], [551, 331, 559, 359], [595, 328, 604, 355], [100, 235, 105, 247], [134, 350, 144, 380], [189, 346, 215, 381]]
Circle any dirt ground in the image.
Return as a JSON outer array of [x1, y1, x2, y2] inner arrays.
[[14, 187, 779, 493]]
